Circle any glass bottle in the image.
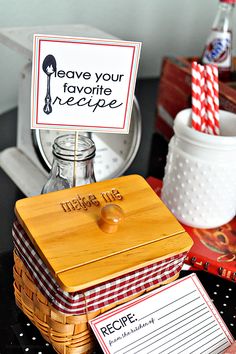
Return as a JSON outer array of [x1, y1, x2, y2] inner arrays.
[[42, 134, 96, 194], [201, 0, 235, 81]]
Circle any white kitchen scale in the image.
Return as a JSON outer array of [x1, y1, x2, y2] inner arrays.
[[0, 25, 142, 196]]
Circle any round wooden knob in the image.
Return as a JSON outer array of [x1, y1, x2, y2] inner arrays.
[[98, 204, 124, 233]]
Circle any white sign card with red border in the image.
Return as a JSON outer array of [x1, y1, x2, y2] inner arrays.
[[90, 274, 234, 354], [31, 34, 141, 133]]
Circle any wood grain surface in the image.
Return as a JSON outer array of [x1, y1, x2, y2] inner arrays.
[[15, 175, 193, 292]]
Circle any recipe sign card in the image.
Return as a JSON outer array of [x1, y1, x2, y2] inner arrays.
[[90, 274, 234, 354], [31, 34, 141, 133]]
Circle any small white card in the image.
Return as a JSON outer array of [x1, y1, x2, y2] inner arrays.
[[31, 34, 141, 133], [90, 274, 234, 354]]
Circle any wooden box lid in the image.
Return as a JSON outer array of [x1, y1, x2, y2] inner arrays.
[[15, 175, 193, 292]]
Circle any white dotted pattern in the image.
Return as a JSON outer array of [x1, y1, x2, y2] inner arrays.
[[162, 138, 236, 228]]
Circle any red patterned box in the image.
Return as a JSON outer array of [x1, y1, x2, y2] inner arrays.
[[156, 56, 236, 141]]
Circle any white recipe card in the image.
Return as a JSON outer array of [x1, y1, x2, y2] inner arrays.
[[31, 34, 141, 133], [90, 273, 234, 354]]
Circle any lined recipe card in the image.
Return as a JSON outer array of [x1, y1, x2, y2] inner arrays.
[[90, 273, 234, 354]]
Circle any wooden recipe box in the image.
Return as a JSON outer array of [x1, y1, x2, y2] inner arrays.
[[13, 175, 193, 354]]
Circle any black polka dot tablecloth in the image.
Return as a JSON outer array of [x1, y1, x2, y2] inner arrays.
[[1, 270, 235, 354]]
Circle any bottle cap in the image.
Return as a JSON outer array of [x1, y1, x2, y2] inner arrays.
[[220, 0, 236, 4]]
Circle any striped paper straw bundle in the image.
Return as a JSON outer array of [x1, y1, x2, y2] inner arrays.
[[191, 62, 219, 135]]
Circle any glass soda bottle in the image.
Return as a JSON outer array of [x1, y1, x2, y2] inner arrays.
[[42, 134, 96, 193], [201, 0, 235, 81]]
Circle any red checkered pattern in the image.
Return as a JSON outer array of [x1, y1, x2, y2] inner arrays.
[[13, 220, 187, 315]]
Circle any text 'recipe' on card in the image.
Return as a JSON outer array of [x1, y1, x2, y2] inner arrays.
[[90, 273, 234, 354]]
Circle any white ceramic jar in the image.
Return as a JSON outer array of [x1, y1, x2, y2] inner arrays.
[[161, 109, 236, 228]]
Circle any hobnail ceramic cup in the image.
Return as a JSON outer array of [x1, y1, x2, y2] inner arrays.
[[161, 108, 236, 228]]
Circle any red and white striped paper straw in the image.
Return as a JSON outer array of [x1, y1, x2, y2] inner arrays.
[[191, 62, 220, 135], [205, 65, 215, 135], [191, 61, 203, 132], [199, 64, 206, 133], [212, 64, 220, 135], [205, 64, 220, 135]]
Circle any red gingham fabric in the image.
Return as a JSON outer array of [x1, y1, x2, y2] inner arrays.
[[12, 220, 187, 315]]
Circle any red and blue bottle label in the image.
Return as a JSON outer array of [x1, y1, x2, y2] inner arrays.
[[202, 31, 232, 68]]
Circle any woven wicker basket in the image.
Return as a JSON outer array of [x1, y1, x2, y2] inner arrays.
[[13, 176, 193, 353], [13, 251, 179, 354]]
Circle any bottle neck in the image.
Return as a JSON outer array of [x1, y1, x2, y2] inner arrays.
[[51, 156, 96, 187], [213, 1, 234, 32], [53, 134, 95, 162], [52, 134, 96, 186], [42, 134, 96, 193]]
